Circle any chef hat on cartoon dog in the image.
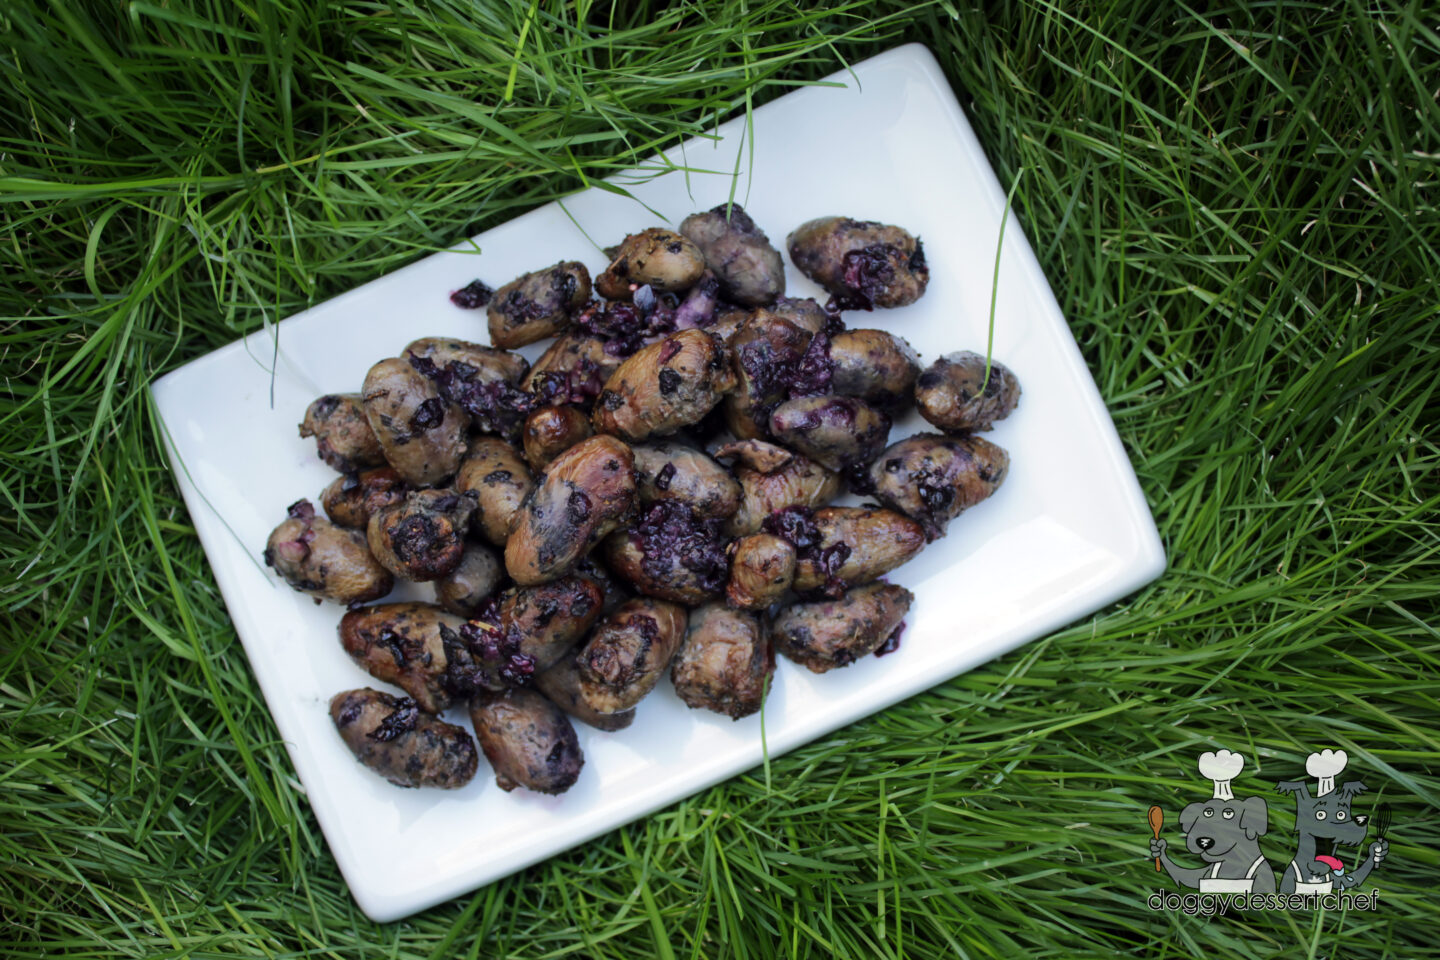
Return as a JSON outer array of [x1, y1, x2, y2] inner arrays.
[[1198, 749, 1245, 801], [1307, 749, 1348, 797]]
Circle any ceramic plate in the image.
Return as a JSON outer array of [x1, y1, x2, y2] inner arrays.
[[151, 43, 1164, 921]]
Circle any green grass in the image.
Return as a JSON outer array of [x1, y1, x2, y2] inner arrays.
[[2, 1, 1437, 957]]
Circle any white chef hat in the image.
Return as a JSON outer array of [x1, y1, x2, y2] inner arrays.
[[1197, 749, 1245, 801], [1306, 749, 1348, 797]]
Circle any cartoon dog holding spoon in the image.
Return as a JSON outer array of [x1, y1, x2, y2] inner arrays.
[[1150, 749, 1276, 893]]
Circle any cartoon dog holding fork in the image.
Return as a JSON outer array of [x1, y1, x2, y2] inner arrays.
[[1275, 749, 1389, 894]]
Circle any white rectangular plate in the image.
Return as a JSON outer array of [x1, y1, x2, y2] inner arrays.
[[152, 43, 1164, 921]]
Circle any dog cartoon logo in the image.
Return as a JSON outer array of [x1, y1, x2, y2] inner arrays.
[[1275, 749, 1389, 893], [1149, 749, 1275, 893], [1147, 747, 1392, 903]]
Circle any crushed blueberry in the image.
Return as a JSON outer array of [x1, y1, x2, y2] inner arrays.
[[653, 462, 676, 491], [762, 505, 851, 598], [761, 506, 821, 552], [632, 500, 727, 594], [408, 396, 446, 433], [657, 368, 682, 396], [532, 358, 605, 407], [786, 332, 834, 399], [369, 697, 419, 741], [409, 353, 532, 439], [496, 286, 548, 322], [450, 279, 495, 309], [286, 499, 315, 522], [831, 243, 900, 311], [454, 614, 536, 688], [575, 299, 675, 358], [376, 629, 412, 669]]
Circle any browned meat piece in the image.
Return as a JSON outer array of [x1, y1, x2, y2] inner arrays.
[[299, 394, 386, 473], [768, 297, 831, 337], [321, 467, 406, 529], [678, 204, 785, 306], [455, 437, 535, 547], [572, 556, 632, 616], [705, 305, 752, 345], [592, 330, 736, 442], [786, 216, 929, 310], [361, 357, 468, 486], [767, 506, 925, 597], [713, 437, 793, 473], [595, 228, 706, 300], [631, 440, 741, 520], [713, 439, 842, 537], [366, 489, 477, 582], [264, 500, 393, 604], [721, 312, 811, 440], [434, 541, 503, 616], [533, 651, 636, 732], [768, 395, 891, 472], [403, 337, 530, 386], [576, 598, 688, 713], [601, 501, 728, 605], [504, 435, 636, 585], [725, 534, 796, 610], [496, 576, 604, 671], [338, 601, 486, 713], [525, 333, 619, 406], [827, 329, 921, 410], [522, 405, 593, 470], [771, 582, 913, 673], [469, 688, 583, 794], [914, 351, 1022, 432], [486, 261, 591, 348], [866, 433, 1009, 540], [331, 688, 478, 789], [670, 603, 773, 720]]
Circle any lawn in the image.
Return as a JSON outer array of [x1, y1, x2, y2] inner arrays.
[[2, 1, 1436, 957]]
